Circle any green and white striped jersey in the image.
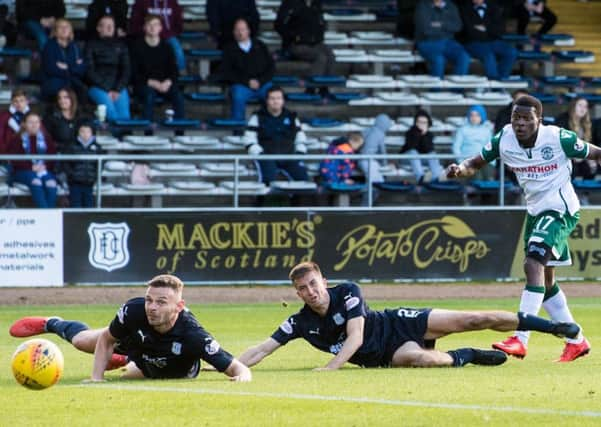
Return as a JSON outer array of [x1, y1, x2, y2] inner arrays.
[[481, 124, 589, 216]]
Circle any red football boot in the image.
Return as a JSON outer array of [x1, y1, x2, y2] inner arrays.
[[556, 338, 591, 362], [492, 336, 528, 359], [106, 354, 128, 370], [9, 316, 54, 337]]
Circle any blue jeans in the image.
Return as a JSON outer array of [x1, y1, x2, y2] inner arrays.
[[416, 39, 470, 78], [257, 160, 308, 184], [88, 87, 131, 122], [166, 37, 186, 71], [136, 84, 185, 121], [13, 169, 57, 208], [465, 40, 517, 80], [69, 184, 94, 207], [22, 20, 48, 50], [230, 82, 272, 121]]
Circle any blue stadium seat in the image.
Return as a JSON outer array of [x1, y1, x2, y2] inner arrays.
[[187, 49, 222, 58], [179, 75, 203, 84], [330, 92, 366, 102], [563, 93, 601, 104], [272, 75, 300, 86], [425, 180, 463, 192], [186, 92, 226, 102], [325, 182, 366, 192], [208, 118, 247, 128], [286, 92, 322, 103], [179, 31, 207, 40], [502, 34, 530, 43], [539, 76, 581, 87], [539, 33, 574, 43], [374, 182, 414, 192], [112, 119, 152, 127], [572, 180, 601, 191], [306, 117, 344, 128], [0, 47, 32, 57], [517, 50, 551, 61], [552, 50, 595, 62], [161, 119, 201, 128], [530, 92, 558, 104], [469, 180, 517, 192], [307, 75, 347, 86]]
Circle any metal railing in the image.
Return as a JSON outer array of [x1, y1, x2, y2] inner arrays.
[[0, 152, 509, 208]]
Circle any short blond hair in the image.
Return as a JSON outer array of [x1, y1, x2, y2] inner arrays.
[[147, 274, 184, 293], [52, 18, 74, 42]]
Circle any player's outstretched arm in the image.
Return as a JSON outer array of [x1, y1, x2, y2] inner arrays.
[[224, 359, 252, 382], [90, 328, 117, 381], [445, 154, 487, 179], [318, 317, 364, 371], [238, 337, 282, 367]]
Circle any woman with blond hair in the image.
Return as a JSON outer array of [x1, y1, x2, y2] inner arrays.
[[40, 18, 87, 101], [555, 97, 598, 179]]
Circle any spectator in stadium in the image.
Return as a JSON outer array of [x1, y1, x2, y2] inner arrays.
[[130, 14, 184, 122], [396, 0, 419, 39], [555, 97, 598, 180], [274, 0, 335, 96], [62, 121, 104, 208], [453, 104, 494, 180], [43, 88, 86, 154], [15, 0, 65, 50], [9, 274, 252, 382], [206, 0, 260, 49], [85, 0, 129, 40], [494, 89, 528, 133], [358, 114, 392, 186], [238, 261, 580, 370], [320, 133, 364, 187], [244, 86, 309, 185], [7, 112, 58, 208], [0, 4, 17, 49], [0, 90, 31, 154], [219, 18, 274, 121], [85, 15, 131, 122], [130, 0, 186, 72], [513, 0, 557, 36], [401, 109, 444, 184], [414, 0, 470, 78], [459, 0, 517, 80], [40, 18, 87, 102]]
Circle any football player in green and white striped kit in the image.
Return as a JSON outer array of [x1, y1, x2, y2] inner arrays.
[[446, 94, 601, 362]]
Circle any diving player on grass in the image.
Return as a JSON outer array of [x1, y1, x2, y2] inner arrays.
[[10, 274, 252, 382], [238, 262, 580, 370], [447, 94, 601, 362]]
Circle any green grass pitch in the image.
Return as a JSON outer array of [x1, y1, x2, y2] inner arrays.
[[1, 298, 599, 427]]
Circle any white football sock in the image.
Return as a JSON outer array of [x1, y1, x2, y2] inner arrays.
[[543, 290, 583, 344], [515, 286, 545, 345]]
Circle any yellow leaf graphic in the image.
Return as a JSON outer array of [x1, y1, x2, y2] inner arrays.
[[440, 216, 476, 239]]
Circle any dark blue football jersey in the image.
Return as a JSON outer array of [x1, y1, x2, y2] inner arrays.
[[271, 282, 389, 367], [109, 297, 234, 378]]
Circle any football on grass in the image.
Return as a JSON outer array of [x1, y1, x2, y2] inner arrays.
[[11, 339, 64, 390]]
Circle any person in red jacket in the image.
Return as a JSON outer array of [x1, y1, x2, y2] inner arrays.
[[0, 89, 31, 153], [7, 112, 58, 208], [129, 0, 185, 72]]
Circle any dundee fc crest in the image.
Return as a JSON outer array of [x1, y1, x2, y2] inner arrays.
[[88, 222, 131, 271]]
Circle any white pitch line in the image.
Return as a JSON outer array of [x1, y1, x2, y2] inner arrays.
[[75, 383, 601, 419]]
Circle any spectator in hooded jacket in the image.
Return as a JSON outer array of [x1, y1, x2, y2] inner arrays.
[[320, 133, 364, 186], [85, 0, 129, 39], [459, 0, 517, 80], [244, 86, 309, 185], [86, 15, 131, 122], [401, 110, 444, 183], [7, 112, 58, 208], [40, 18, 87, 102], [414, 0, 470, 78], [16, 0, 65, 50], [0, 90, 31, 154], [63, 122, 104, 207], [274, 0, 335, 95], [452, 104, 494, 180], [130, 14, 184, 121], [130, 0, 186, 72], [206, 0, 259, 49], [220, 18, 274, 121]]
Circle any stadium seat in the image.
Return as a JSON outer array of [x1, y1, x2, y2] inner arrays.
[[330, 92, 366, 102], [272, 75, 300, 86], [306, 118, 345, 128], [469, 180, 517, 193], [307, 75, 347, 86], [552, 50, 595, 63], [539, 76, 581, 87], [112, 119, 152, 128], [286, 92, 322, 103], [160, 119, 201, 129], [179, 31, 207, 40], [572, 180, 601, 191], [208, 118, 247, 129], [424, 181, 463, 192], [374, 182, 414, 192], [563, 93, 601, 104], [186, 92, 226, 102], [530, 92, 558, 104], [539, 33, 575, 46]]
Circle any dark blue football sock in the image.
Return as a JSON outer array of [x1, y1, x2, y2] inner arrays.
[[45, 318, 89, 343], [516, 311, 554, 333], [447, 348, 474, 367]]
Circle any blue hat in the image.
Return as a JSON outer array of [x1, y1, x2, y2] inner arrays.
[[467, 105, 487, 123]]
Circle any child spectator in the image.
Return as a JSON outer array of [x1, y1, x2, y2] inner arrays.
[[0, 90, 31, 153], [453, 104, 494, 180], [320, 133, 364, 186]]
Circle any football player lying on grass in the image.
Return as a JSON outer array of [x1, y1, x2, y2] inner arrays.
[[10, 274, 251, 382], [239, 262, 581, 370]]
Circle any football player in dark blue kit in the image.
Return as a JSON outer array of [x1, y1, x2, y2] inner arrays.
[[239, 262, 581, 370], [10, 274, 252, 382]]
